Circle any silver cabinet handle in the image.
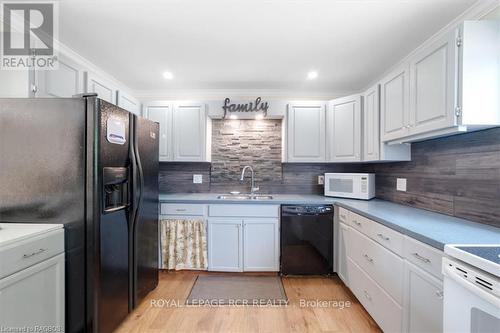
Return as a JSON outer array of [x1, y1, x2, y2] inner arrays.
[[435, 290, 444, 299], [363, 290, 372, 301], [340, 214, 347, 220], [23, 248, 46, 259], [353, 220, 361, 226], [413, 252, 431, 263], [363, 254, 374, 263], [377, 233, 390, 241], [175, 209, 187, 212]]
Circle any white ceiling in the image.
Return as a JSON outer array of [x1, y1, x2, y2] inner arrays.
[[59, 0, 478, 94]]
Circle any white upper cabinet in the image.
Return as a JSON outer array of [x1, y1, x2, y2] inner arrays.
[[363, 84, 411, 162], [145, 104, 173, 161], [363, 85, 379, 161], [327, 94, 361, 162], [286, 103, 326, 162], [381, 21, 499, 143], [85, 72, 116, 104], [408, 29, 458, 136], [34, 54, 84, 98], [380, 64, 411, 142], [117, 91, 141, 115], [145, 102, 209, 162], [173, 102, 207, 162]]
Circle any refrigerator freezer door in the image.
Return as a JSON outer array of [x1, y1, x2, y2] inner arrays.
[[92, 100, 131, 333], [131, 116, 159, 308]]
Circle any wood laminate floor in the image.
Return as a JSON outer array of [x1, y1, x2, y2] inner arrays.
[[115, 270, 381, 333]]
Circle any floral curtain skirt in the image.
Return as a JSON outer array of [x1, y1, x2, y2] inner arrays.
[[160, 219, 208, 270]]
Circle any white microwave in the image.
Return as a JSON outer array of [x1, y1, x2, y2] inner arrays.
[[324, 173, 375, 200]]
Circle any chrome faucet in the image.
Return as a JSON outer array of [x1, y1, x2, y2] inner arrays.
[[240, 165, 259, 195]]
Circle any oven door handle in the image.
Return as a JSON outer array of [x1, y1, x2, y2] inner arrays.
[[443, 264, 500, 307]]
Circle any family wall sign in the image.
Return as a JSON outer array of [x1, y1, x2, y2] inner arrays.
[[222, 97, 269, 118]]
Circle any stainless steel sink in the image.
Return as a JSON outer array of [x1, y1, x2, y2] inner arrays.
[[216, 194, 273, 200]]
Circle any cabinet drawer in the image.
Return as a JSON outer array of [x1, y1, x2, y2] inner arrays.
[[209, 205, 279, 218], [347, 257, 403, 333], [348, 211, 372, 235], [338, 207, 349, 223], [0, 229, 64, 279], [368, 220, 404, 254], [161, 203, 206, 216], [348, 227, 404, 304], [404, 236, 444, 279]]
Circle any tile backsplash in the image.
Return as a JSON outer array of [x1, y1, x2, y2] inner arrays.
[[159, 126, 500, 227]]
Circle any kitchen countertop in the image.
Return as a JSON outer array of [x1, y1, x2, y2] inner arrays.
[[159, 193, 500, 250], [0, 223, 63, 248]]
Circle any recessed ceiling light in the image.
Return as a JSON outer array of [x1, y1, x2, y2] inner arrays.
[[307, 71, 318, 80], [162, 71, 174, 80], [229, 115, 238, 120]]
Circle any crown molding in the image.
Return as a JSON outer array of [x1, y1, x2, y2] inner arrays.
[[133, 88, 357, 101]]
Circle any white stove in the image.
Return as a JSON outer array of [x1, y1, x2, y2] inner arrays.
[[443, 244, 499, 333]]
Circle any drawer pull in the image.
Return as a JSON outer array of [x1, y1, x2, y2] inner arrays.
[[412, 252, 431, 263], [435, 290, 444, 299], [175, 209, 187, 212], [363, 290, 372, 301], [353, 220, 361, 226], [377, 233, 390, 241], [22, 248, 46, 259], [363, 254, 374, 263]]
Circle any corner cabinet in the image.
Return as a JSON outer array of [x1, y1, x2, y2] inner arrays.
[[363, 84, 411, 162], [286, 103, 326, 162], [380, 63, 411, 142], [327, 94, 361, 162], [144, 102, 209, 162]]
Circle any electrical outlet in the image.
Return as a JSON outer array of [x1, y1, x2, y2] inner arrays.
[[193, 174, 203, 184], [318, 175, 324, 185], [396, 178, 407, 192]]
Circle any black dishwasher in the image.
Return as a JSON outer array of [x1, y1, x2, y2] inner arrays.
[[280, 205, 334, 275]]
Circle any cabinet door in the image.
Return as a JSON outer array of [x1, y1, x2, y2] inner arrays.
[[409, 29, 458, 136], [85, 72, 116, 104], [287, 103, 326, 162], [35, 54, 84, 98], [328, 94, 361, 162], [145, 105, 172, 161], [380, 64, 410, 142], [117, 91, 141, 115], [363, 85, 380, 161], [173, 103, 206, 161], [243, 219, 279, 271], [404, 261, 443, 333], [337, 222, 350, 286], [208, 219, 243, 272], [0, 253, 65, 328]]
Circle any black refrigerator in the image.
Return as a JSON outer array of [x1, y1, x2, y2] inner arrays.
[[0, 96, 159, 333]]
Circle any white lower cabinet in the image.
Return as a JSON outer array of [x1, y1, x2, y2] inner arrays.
[[339, 206, 445, 333], [337, 222, 350, 286], [347, 257, 403, 333], [0, 254, 65, 328], [208, 205, 279, 272], [243, 219, 279, 271], [208, 219, 243, 272], [404, 261, 443, 333]]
